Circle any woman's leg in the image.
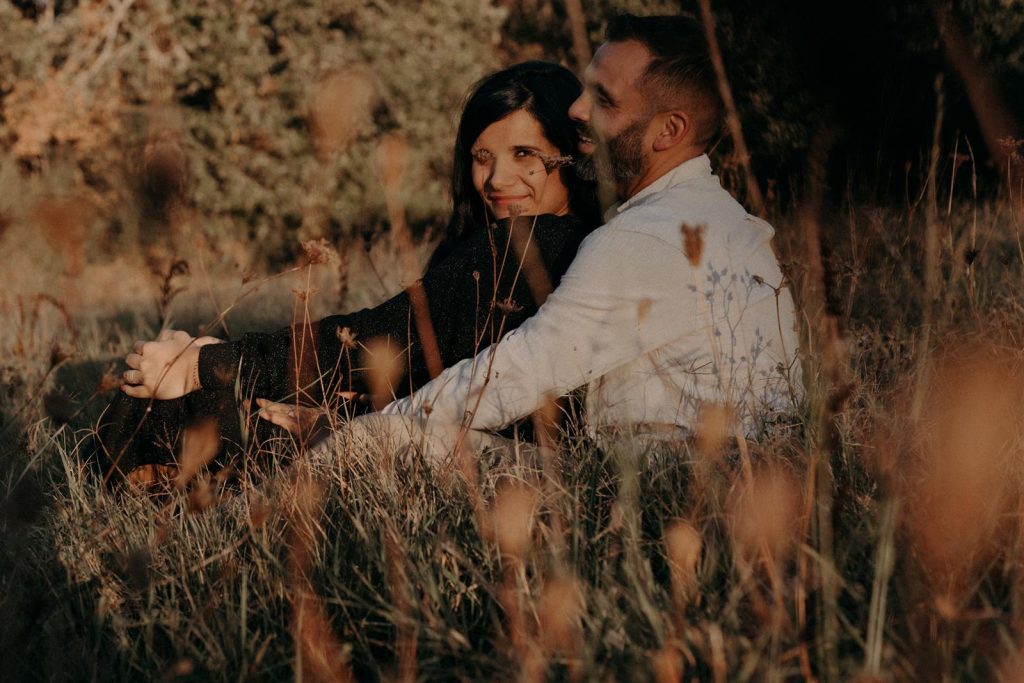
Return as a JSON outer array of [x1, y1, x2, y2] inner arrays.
[[91, 387, 245, 483]]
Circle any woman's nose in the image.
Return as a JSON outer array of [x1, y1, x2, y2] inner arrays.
[[486, 156, 517, 189]]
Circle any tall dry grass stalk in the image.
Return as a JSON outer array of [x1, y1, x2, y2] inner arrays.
[[794, 128, 850, 683], [697, 0, 765, 217]]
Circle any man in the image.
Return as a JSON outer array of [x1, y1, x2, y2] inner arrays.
[[379, 14, 801, 444]]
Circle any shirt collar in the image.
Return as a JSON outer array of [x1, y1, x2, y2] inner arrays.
[[614, 153, 713, 215]]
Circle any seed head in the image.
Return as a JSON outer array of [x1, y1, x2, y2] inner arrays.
[[335, 325, 358, 351], [176, 419, 220, 489], [495, 297, 523, 315], [301, 237, 338, 266], [538, 153, 573, 173], [49, 342, 73, 370], [665, 520, 702, 608], [490, 482, 537, 560], [727, 463, 802, 567]]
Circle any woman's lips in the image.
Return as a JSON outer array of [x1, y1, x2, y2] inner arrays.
[[488, 195, 528, 207]]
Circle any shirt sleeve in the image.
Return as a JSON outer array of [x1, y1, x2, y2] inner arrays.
[[382, 226, 708, 429]]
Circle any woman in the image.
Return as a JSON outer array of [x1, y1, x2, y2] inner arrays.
[[94, 61, 599, 481]]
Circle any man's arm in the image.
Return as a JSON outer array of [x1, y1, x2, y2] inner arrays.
[[382, 227, 707, 429]]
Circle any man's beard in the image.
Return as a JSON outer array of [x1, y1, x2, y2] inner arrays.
[[574, 116, 648, 184]]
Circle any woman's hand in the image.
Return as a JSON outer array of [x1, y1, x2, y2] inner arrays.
[[255, 399, 330, 444], [121, 330, 222, 400]]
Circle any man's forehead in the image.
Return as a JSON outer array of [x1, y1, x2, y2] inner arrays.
[[585, 40, 652, 94]]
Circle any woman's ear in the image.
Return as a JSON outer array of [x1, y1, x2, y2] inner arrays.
[[652, 111, 690, 152]]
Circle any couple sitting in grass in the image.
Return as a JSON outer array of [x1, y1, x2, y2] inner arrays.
[[95, 15, 800, 482]]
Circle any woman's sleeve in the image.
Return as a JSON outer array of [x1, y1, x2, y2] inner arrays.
[[197, 215, 588, 405]]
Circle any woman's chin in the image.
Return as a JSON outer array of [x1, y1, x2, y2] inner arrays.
[[489, 203, 533, 219]]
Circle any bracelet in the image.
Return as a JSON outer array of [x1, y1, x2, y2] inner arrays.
[[192, 352, 202, 392]]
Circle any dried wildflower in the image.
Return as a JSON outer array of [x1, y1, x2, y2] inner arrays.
[[727, 463, 801, 567], [49, 342, 73, 370], [491, 482, 537, 560], [142, 130, 188, 210], [309, 67, 377, 157], [507, 203, 523, 221], [636, 297, 652, 325], [247, 493, 272, 528], [127, 464, 177, 490], [362, 338, 404, 411], [695, 403, 733, 460], [169, 258, 190, 277], [188, 478, 217, 513], [998, 136, 1023, 163], [301, 237, 338, 266], [471, 149, 494, 164], [335, 325, 358, 350], [292, 288, 318, 301], [681, 222, 706, 267], [907, 346, 1018, 595], [665, 520, 702, 608], [495, 297, 523, 315], [96, 365, 122, 393], [176, 419, 220, 488], [539, 153, 573, 173], [375, 132, 408, 193], [537, 575, 584, 653], [652, 646, 684, 683]]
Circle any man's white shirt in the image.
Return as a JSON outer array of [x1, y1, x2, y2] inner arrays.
[[383, 154, 801, 436]]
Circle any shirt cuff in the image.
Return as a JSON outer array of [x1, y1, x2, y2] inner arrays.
[[198, 341, 241, 390]]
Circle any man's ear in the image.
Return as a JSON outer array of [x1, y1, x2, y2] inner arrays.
[[652, 111, 690, 152]]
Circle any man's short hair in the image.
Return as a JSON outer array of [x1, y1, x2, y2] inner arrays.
[[606, 14, 724, 148]]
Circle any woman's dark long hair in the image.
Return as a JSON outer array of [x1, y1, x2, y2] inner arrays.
[[445, 61, 600, 242]]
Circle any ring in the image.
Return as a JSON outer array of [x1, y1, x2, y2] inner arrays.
[[124, 369, 141, 384]]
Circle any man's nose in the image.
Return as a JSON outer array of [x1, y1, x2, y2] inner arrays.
[[569, 91, 590, 123]]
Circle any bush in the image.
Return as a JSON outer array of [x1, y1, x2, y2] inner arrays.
[[0, 0, 506, 262]]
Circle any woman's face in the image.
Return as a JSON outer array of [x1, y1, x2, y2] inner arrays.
[[470, 109, 571, 220]]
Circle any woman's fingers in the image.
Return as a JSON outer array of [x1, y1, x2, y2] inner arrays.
[[120, 334, 198, 400], [157, 330, 178, 342], [121, 382, 151, 399]]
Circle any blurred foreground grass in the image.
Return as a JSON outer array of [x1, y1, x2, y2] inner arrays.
[[2, 190, 1024, 681]]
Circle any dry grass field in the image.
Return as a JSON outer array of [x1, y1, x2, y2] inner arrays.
[[2, 3, 1024, 680], [2, 145, 1024, 681]]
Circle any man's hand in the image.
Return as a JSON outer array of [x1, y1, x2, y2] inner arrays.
[[255, 398, 330, 444], [121, 330, 221, 400]]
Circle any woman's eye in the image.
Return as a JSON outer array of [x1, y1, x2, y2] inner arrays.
[[514, 149, 537, 159]]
